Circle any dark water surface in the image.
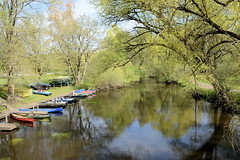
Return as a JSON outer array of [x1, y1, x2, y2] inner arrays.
[[0, 83, 240, 160]]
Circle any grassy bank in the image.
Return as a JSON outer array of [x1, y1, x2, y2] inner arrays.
[[0, 86, 74, 111], [179, 80, 240, 113], [0, 73, 75, 111], [18, 86, 74, 105]]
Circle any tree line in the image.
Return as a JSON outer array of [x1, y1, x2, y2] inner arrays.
[[1, 0, 240, 111]]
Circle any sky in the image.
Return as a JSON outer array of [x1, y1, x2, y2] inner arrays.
[[74, 0, 98, 19], [73, 0, 136, 31]]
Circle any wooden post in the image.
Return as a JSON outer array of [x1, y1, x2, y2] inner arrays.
[[5, 114, 8, 124]]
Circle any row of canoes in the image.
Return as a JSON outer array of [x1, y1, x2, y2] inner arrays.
[[10, 108, 63, 123], [32, 89, 96, 97], [9, 89, 96, 125]]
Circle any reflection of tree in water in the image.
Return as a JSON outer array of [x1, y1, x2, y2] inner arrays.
[[87, 83, 198, 139], [0, 133, 16, 159], [0, 102, 136, 160], [46, 101, 136, 159], [1, 83, 239, 159], [169, 102, 240, 160], [134, 84, 199, 138]]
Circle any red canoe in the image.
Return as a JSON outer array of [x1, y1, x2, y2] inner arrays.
[[10, 113, 34, 123]]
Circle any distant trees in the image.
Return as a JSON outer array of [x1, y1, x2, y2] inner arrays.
[[93, 0, 240, 106]]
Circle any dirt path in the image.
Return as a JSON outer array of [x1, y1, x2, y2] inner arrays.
[[0, 91, 73, 120], [194, 81, 213, 90], [194, 81, 240, 93]]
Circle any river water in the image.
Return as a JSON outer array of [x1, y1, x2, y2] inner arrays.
[[0, 83, 240, 160]]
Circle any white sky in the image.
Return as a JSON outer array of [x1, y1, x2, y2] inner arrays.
[[74, 0, 97, 18], [73, 0, 136, 31]]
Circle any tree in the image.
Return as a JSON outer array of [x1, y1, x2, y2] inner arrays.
[[49, 2, 100, 86], [0, 0, 48, 103], [93, 0, 240, 107], [23, 14, 51, 82]]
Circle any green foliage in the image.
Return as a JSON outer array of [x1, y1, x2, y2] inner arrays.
[[123, 63, 140, 83], [215, 54, 240, 89], [95, 68, 125, 88], [229, 92, 240, 106], [93, 0, 240, 108]]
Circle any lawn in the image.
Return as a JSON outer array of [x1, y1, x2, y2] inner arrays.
[[0, 78, 7, 86], [0, 74, 75, 108], [18, 86, 75, 105]]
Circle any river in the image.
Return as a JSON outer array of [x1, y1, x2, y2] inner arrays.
[[0, 82, 239, 160]]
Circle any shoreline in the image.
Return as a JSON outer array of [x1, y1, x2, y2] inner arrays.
[[0, 91, 73, 120]]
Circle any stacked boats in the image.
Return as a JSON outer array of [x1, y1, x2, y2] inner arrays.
[[9, 89, 96, 126], [66, 89, 96, 98]]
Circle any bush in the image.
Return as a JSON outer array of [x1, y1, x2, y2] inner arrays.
[[95, 68, 125, 89]]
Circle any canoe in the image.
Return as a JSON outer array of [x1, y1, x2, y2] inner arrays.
[[19, 107, 63, 113], [30, 83, 51, 90], [75, 89, 96, 96], [13, 112, 51, 119], [57, 97, 75, 103], [38, 102, 66, 108], [81, 89, 96, 96], [10, 113, 34, 123], [32, 90, 52, 96], [14, 111, 48, 114], [64, 94, 87, 98]]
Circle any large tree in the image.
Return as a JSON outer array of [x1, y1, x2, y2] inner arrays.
[[49, 0, 100, 86], [0, 0, 48, 103], [93, 0, 240, 106], [23, 14, 50, 82]]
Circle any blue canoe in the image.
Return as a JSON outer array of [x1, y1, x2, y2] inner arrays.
[[32, 90, 52, 96], [19, 107, 63, 113]]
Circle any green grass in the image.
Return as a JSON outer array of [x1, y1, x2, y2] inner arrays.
[[0, 75, 75, 108], [0, 78, 7, 86], [18, 86, 74, 105], [0, 85, 29, 99], [0, 105, 7, 112]]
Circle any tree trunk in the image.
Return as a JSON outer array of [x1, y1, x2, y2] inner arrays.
[[210, 69, 231, 107], [209, 55, 231, 108], [68, 59, 77, 85], [80, 58, 88, 85], [76, 68, 81, 85], [76, 55, 82, 86], [7, 73, 15, 103]]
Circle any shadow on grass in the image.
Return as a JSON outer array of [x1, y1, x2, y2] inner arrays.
[[0, 86, 8, 100]]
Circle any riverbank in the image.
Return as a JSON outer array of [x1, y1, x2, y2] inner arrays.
[[184, 81, 240, 114], [0, 89, 74, 120]]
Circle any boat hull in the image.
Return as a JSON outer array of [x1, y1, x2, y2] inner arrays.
[[38, 103, 66, 108], [13, 112, 51, 119], [19, 107, 63, 113], [32, 90, 52, 96], [10, 113, 34, 123]]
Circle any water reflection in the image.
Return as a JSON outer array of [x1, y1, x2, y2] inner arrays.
[[0, 83, 239, 160]]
